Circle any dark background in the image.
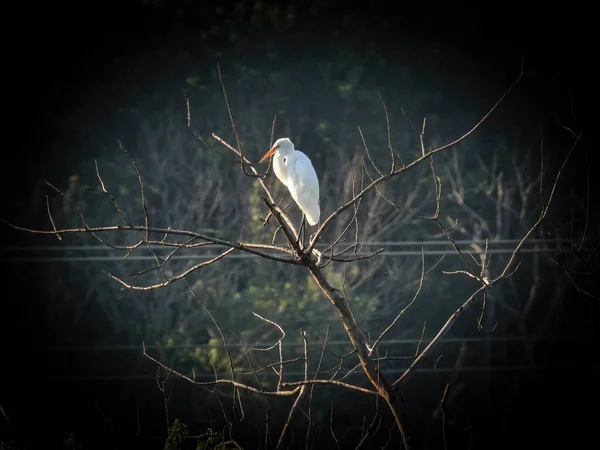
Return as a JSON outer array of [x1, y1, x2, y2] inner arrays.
[[1, 1, 598, 449]]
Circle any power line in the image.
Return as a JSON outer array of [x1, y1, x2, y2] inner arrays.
[[0, 238, 573, 252], [1, 237, 581, 262], [2, 238, 584, 262], [0, 247, 565, 262], [45, 365, 570, 382], [39, 335, 587, 352]]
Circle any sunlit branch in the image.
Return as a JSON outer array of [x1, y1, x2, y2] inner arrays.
[[261, 197, 306, 257], [441, 270, 481, 282], [131, 236, 197, 277], [320, 188, 363, 257], [108, 248, 234, 290], [276, 330, 309, 448], [216, 63, 255, 179], [280, 379, 377, 396], [359, 126, 383, 177], [45, 180, 126, 251], [235, 358, 303, 376], [211, 134, 277, 203], [392, 285, 486, 386], [328, 247, 385, 263], [477, 291, 488, 331], [229, 331, 265, 398], [45, 195, 62, 241], [249, 312, 285, 351], [0, 221, 301, 264], [118, 140, 149, 241], [90, 159, 132, 226], [377, 93, 403, 170]]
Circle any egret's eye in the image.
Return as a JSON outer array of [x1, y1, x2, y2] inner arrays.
[[283, 157, 287, 163]]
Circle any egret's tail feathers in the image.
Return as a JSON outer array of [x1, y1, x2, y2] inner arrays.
[[304, 204, 320, 226]]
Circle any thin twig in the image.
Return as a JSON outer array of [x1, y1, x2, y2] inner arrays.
[[277, 384, 307, 449], [280, 379, 377, 396], [91, 159, 132, 226], [440, 383, 451, 450], [216, 63, 253, 178], [370, 248, 426, 353], [45, 195, 62, 240], [108, 248, 234, 290], [378, 93, 402, 170]]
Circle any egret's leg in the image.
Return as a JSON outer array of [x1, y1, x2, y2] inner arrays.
[[307, 222, 318, 245], [301, 217, 318, 248], [302, 216, 308, 249], [292, 214, 305, 258], [296, 214, 306, 252]]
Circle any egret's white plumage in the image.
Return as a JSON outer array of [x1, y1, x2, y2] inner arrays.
[[259, 137, 320, 226]]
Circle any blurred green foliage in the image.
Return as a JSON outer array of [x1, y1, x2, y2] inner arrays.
[[164, 418, 187, 450]]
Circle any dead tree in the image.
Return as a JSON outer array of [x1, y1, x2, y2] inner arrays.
[[1, 61, 588, 449]]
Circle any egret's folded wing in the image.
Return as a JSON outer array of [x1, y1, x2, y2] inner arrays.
[[289, 151, 320, 225]]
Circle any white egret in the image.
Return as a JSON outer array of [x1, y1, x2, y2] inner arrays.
[[259, 137, 320, 245]]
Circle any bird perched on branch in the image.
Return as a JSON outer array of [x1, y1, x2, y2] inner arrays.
[[259, 137, 320, 227]]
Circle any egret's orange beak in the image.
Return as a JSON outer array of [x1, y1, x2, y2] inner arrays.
[[259, 144, 279, 164]]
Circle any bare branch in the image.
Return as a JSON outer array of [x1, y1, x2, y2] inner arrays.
[[359, 126, 383, 177], [235, 358, 302, 376], [108, 248, 234, 290], [330, 403, 341, 450], [477, 291, 488, 331], [377, 93, 403, 170], [420, 117, 427, 156], [90, 159, 132, 226], [578, 151, 590, 253], [441, 270, 481, 282], [392, 285, 487, 386], [250, 312, 285, 352], [280, 379, 377, 396], [0, 221, 300, 264], [217, 62, 254, 178], [440, 383, 451, 450], [45, 195, 62, 241], [276, 330, 309, 449], [118, 140, 149, 241], [184, 279, 237, 385]]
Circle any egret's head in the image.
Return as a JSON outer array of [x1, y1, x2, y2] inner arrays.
[[259, 137, 294, 163]]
